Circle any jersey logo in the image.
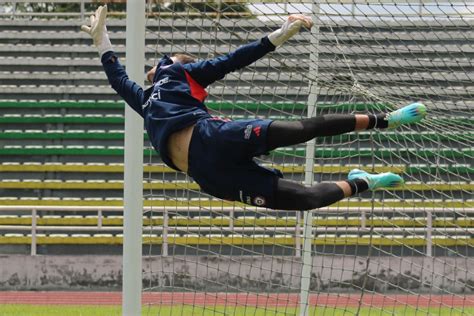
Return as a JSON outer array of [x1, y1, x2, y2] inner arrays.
[[244, 125, 252, 140], [253, 196, 266, 206], [155, 76, 169, 87], [253, 126, 261, 137], [239, 190, 253, 205], [244, 125, 261, 139], [142, 92, 159, 110]]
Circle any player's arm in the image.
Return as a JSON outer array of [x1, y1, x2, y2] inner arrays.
[[183, 14, 313, 88], [81, 5, 145, 118]]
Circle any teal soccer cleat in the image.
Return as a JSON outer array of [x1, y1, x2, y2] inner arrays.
[[387, 102, 427, 129], [348, 169, 404, 190]]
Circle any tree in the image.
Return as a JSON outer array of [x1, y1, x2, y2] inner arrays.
[[11, 2, 127, 14], [8, 1, 249, 15], [164, 1, 250, 14]]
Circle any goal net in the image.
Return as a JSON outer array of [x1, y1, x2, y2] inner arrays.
[[140, 1, 473, 315]]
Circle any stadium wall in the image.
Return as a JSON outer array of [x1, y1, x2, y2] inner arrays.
[[0, 255, 471, 293]]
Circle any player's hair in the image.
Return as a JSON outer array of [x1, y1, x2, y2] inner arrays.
[[172, 53, 196, 64], [146, 53, 197, 84]]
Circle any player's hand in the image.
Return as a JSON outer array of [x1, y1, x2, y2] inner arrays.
[[268, 14, 313, 47], [81, 5, 113, 57]]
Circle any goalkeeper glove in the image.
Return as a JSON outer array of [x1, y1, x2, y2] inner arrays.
[[81, 5, 113, 57], [268, 14, 313, 47]]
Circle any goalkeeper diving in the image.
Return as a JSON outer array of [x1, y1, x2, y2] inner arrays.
[[82, 6, 427, 210]]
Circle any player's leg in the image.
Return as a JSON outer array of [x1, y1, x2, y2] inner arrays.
[[266, 102, 426, 150], [271, 169, 404, 210]]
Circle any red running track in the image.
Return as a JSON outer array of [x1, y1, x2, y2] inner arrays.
[[1, 292, 474, 308]]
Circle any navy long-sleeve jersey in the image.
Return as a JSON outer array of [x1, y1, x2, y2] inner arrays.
[[101, 36, 276, 171]]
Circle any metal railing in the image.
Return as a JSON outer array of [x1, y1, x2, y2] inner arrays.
[[1, 205, 473, 256]]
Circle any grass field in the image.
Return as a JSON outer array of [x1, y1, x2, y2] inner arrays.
[[2, 305, 474, 316]]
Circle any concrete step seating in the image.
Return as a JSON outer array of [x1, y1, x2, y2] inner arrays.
[[1, 162, 471, 175], [1, 145, 471, 159], [1, 101, 472, 114], [1, 214, 473, 228], [0, 110, 472, 127], [1, 17, 471, 33], [0, 113, 124, 124], [0, 53, 472, 80], [1, 57, 472, 84], [1, 70, 472, 86], [0, 197, 471, 208], [1, 17, 472, 250], [0, 179, 472, 192], [1, 53, 470, 71], [2, 18, 472, 103], [1, 130, 472, 144], [4, 41, 472, 59], [2, 20, 472, 47], [3, 83, 471, 101]]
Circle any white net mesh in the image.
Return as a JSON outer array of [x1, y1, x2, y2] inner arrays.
[[140, 1, 473, 315]]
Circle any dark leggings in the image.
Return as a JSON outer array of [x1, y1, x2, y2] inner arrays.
[[271, 178, 346, 210], [266, 115, 357, 151], [266, 114, 368, 210]]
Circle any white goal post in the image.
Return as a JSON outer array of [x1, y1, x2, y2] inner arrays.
[[123, 1, 144, 316]]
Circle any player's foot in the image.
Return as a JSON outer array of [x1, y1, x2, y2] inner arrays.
[[387, 102, 427, 129], [348, 169, 404, 190]]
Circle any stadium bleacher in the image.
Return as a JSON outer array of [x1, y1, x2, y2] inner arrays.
[[0, 16, 472, 255]]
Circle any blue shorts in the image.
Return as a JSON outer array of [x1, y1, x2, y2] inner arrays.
[[188, 117, 283, 207]]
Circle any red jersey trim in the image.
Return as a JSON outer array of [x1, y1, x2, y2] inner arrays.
[[184, 70, 208, 103]]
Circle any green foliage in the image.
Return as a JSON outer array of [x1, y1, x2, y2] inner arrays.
[[84, 3, 126, 12], [165, 2, 250, 13], [10, 2, 248, 14], [14, 3, 77, 13]]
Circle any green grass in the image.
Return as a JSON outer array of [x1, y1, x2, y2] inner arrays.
[[1, 305, 473, 316]]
